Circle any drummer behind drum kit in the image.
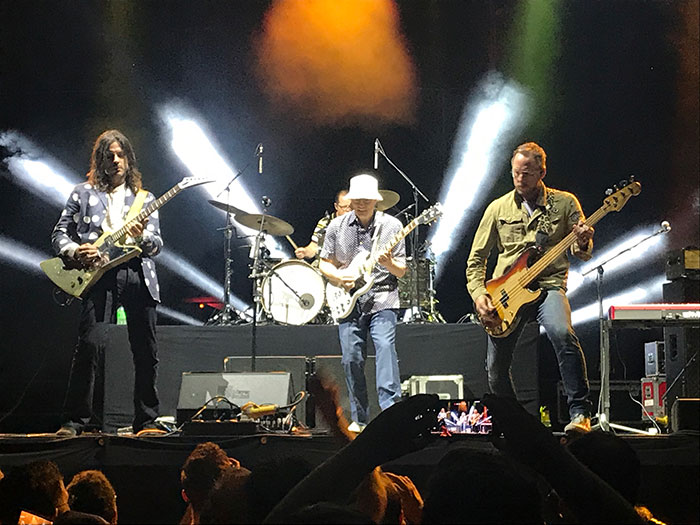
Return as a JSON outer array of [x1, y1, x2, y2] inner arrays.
[[207, 189, 441, 326]]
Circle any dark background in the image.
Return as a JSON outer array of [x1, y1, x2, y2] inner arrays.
[[1, 1, 698, 432]]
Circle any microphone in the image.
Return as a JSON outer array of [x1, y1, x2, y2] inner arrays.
[[373, 139, 379, 170], [661, 220, 671, 232], [257, 143, 263, 175]]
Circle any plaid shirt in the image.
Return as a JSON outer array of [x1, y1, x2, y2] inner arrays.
[[321, 210, 406, 313]]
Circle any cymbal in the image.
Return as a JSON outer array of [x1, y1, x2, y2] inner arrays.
[[208, 199, 251, 216], [234, 213, 294, 236], [377, 190, 400, 211]]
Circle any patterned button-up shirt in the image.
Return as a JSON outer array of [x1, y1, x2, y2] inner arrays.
[[321, 210, 406, 313]]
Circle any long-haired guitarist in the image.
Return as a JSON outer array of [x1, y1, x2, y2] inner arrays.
[[466, 142, 595, 433], [52, 130, 162, 437], [319, 174, 406, 432]]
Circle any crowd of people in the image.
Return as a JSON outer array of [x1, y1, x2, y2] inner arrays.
[[0, 375, 672, 524]]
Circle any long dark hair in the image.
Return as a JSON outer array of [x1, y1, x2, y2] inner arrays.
[[87, 129, 142, 192]]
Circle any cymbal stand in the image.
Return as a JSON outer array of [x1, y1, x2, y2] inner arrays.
[[207, 161, 252, 326], [376, 139, 431, 323], [248, 207, 270, 372]]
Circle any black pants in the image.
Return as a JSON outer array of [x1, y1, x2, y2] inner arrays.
[[63, 259, 159, 432]]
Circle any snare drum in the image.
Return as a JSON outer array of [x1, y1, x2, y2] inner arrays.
[[260, 260, 325, 325]]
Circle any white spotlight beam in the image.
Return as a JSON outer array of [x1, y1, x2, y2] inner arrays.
[[159, 106, 288, 258], [429, 75, 527, 276], [1, 132, 77, 206], [158, 305, 205, 326], [568, 228, 669, 296], [158, 249, 249, 312], [0, 235, 48, 275], [571, 276, 667, 326]]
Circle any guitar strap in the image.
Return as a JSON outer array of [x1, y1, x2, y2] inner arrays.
[[124, 189, 148, 223]]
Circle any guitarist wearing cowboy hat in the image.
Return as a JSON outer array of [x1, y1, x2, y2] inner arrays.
[[466, 142, 595, 434], [319, 174, 406, 432]]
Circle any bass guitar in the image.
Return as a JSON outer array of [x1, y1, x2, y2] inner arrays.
[[479, 179, 641, 337], [40, 176, 215, 298], [326, 204, 442, 320]]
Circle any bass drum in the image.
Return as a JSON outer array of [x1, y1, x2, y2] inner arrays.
[[260, 260, 325, 325]]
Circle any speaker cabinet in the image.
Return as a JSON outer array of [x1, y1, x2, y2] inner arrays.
[[222, 356, 309, 424], [311, 355, 380, 430], [177, 372, 292, 425]]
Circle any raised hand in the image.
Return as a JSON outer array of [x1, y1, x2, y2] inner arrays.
[[349, 394, 438, 468]]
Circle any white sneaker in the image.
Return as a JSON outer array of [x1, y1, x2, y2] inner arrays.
[[347, 421, 366, 433], [564, 414, 591, 433]]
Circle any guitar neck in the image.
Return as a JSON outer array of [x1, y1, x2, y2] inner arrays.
[[105, 184, 184, 245], [521, 205, 608, 287], [361, 217, 419, 273]]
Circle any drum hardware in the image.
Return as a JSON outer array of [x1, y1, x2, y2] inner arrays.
[[377, 190, 400, 211], [234, 212, 294, 237], [260, 260, 325, 325], [205, 165, 256, 326]]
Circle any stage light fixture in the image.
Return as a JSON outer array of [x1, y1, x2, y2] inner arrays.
[[159, 106, 287, 258], [570, 276, 666, 326], [568, 229, 668, 296], [429, 75, 526, 276], [0, 235, 47, 275]]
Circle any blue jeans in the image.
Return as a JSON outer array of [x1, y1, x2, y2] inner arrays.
[[338, 309, 402, 424], [486, 288, 592, 419]]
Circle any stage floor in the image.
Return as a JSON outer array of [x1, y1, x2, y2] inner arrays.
[[0, 430, 697, 524]]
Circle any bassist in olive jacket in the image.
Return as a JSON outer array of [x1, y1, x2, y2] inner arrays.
[[52, 129, 162, 436], [466, 142, 595, 434]]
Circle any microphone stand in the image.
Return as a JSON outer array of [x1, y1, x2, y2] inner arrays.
[[584, 222, 671, 433], [376, 140, 432, 323]]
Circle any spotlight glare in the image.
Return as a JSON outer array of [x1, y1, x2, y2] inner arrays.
[[0, 235, 49, 275], [158, 249, 250, 313], [158, 305, 204, 326], [570, 276, 666, 325], [429, 75, 527, 275], [160, 107, 288, 258], [568, 229, 668, 295]]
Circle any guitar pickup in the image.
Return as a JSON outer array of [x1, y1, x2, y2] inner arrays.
[[500, 289, 509, 308]]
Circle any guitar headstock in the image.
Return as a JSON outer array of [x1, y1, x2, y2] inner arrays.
[[178, 176, 218, 190], [602, 178, 641, 213], [416, 203, 443, 225]]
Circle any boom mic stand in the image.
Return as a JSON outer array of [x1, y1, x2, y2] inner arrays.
[[586, 221, 671, 433], [375, 139, 432, 323]]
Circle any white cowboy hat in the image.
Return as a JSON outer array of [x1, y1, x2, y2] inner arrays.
[[345, 174, 383, 201]]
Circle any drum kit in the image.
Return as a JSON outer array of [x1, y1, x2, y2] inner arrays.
[[206, 189, 440, 327]]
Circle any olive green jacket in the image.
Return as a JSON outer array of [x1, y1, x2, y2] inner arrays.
[[466, 184, 593, 302]]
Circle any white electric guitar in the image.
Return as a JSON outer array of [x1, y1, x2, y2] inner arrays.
[[325, 204, 442, 320], [40, 176, 216, 298]]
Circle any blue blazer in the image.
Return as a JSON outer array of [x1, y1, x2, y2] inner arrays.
[[51, 182, 163, 302]]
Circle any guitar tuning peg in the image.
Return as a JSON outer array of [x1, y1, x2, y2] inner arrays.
[[605, 188, 613, 196], [629, 175, 635, 182], [612, 184, 619, 192], [619, 179, 627, 187]]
